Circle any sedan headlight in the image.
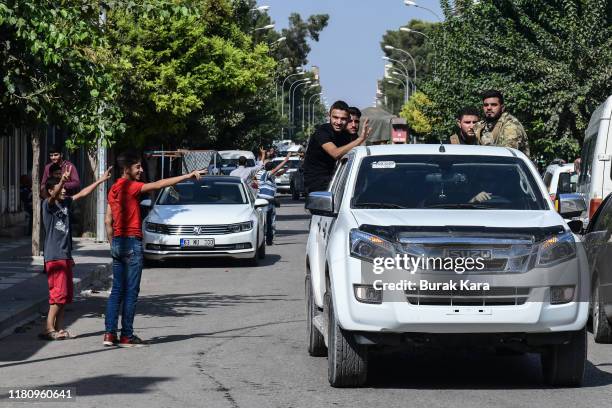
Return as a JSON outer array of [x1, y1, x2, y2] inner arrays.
[[145, 222, 166, 234], [229, 221, 253, 233], [349, 229, 396, 263], [536, 231, 576, 267]]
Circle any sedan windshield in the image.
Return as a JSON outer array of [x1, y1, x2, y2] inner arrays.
[[351, 155, 547, 210], [157, 179, 248, 205]]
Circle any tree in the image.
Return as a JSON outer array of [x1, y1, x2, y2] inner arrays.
[[0, 0, 123, 255], [425, 0, 612, 160], [399, 91, 437, 139], [106, 0, 275, 148]]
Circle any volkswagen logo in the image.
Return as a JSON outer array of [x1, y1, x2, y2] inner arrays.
[[193, 226, 203, 235]]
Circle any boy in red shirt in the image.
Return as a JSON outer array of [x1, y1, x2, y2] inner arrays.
[[41, 165, 112, 340], [103, 152, 203, 347]]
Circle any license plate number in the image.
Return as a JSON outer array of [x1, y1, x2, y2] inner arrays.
[[180, 238, 214, 248]]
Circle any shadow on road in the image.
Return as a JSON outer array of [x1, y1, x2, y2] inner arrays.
[[365, 349, 612, 389], [149, 254, 282, 269]]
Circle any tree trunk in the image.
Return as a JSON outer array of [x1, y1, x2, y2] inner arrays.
[[30, 130, 42, 257], [81, 151, 98, 237]]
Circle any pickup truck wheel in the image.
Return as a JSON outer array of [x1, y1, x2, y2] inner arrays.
[[326, 291, 368, 387], [541, 327, 586, 387], [592, 275, 612, 343], [306, 276, 326, 356]]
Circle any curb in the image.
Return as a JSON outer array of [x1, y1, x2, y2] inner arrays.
[[0, 262, 112, 339]]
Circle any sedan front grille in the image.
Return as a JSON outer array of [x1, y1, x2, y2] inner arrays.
[[146, 223, 244, 235], [405, 286, 531, 306]]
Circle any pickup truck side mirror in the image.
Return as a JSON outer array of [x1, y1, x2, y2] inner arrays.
[[306, 192, 337, 217], [557, 193, 586, 219]]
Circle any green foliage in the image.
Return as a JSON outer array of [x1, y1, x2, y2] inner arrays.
[[0, 0, 123, 149], [425, 0, 612, 160], [107, 0, 276, 147], [399, 91, 437, 138]]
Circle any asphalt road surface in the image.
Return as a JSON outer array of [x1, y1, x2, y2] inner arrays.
[[1, 197, 612, 408]]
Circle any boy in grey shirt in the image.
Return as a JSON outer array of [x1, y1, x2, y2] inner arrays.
[[40, 165, 112, 340]]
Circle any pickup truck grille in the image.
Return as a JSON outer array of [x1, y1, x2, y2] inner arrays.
[[398, 236, 535, 274], [405, 286, 531, 306]]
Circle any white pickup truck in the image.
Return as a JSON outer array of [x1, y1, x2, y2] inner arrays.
[[305, 144, 588, 387]]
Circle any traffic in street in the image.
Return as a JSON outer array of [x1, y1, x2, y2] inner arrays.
[[1, 196, 612, 407]]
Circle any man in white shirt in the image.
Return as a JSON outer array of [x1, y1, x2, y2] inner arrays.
[[230, 149, 266, 182]]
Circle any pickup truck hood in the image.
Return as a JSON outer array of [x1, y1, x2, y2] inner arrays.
[[351, 209, 564, 230], [147, 204, 253, 225]]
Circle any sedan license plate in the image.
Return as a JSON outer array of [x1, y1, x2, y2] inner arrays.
[[180, 238, 214, 248]]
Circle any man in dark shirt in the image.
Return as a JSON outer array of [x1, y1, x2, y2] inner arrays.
[[449, 106, 480, 145], [303, 101, 370, 193], [346, 106, 362, 141]]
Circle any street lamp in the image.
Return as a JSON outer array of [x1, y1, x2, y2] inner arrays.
[[385, 77, 407, 103], [382, 56, 414, 96], [281, 69, 304, 118], [400, 27, 437, 78], [302, 85, 319, 130], [252, 24, 275, 32], [250, 5, 270, 12], [384, 45, 417, 87], [271, 36, 286, 45], [280, 69, 304, 138], [290, 79, 312, 136], [403, 0, 443, 21], [308, 92, 323, 128]]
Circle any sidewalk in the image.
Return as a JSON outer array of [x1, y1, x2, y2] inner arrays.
[[0, 237, 112, 338]]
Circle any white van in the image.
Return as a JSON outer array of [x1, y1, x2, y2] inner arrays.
[[577, 95, 612, 224]]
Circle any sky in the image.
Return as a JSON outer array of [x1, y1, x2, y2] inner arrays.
[[258, 0, 443, 109]]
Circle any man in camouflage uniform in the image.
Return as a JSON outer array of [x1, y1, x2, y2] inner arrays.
[[449, 106, 480, 145], [474, 90, 530, 156]]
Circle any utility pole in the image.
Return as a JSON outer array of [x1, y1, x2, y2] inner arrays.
[[96, 3, 107, 242]]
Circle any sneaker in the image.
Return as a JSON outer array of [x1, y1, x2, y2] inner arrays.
[[118, 335, 145, 348], [103, 333, 118, 346]]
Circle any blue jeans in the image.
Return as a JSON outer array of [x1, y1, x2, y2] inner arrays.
[[105, 237, 143, 338], [266, 203, 276, 243]]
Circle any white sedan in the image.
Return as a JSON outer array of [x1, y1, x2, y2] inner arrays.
[[142, 176, 268, 265]]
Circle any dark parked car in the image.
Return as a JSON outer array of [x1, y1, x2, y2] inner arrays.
[[583, 193, 612, 343]]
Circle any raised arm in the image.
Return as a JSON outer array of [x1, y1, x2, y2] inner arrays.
[[141, 170, 202, 194], [47, 167, 70, 206], [321, 118, 371, 160], [72, 167, 112, 201], [269, 155, 290, 176]]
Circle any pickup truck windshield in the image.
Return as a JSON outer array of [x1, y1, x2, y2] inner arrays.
[[351, 155, 547, 210]]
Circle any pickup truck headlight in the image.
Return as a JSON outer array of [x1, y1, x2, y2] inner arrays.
[[536, 231, 576, 267], [349, 229, 395, 262]]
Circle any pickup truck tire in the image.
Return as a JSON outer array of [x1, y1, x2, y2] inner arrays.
[[541, 327, 586, 387], [592, 275, 612, 343], [306, 276, 326, 356], [326, 291, 368, 387]]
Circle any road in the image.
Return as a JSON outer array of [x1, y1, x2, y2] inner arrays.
[[1, 197, 612, 407]]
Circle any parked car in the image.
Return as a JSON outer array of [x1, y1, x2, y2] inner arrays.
[[577, 94, 612, 224], [142, 176, 268, 265], [542, 163, 577, 201], [305, 144, 588, 387], [583, 193, 612, 343], [271, 156, 302, 194], [219, 150, 257, 175]]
